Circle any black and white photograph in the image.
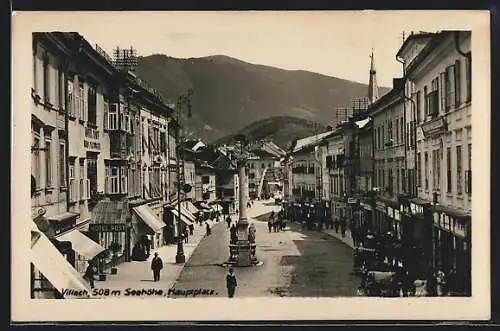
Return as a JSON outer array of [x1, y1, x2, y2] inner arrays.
[[12, 10, 490, 321]]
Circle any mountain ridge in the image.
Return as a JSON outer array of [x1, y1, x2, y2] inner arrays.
[[135, 54, 390, 144]]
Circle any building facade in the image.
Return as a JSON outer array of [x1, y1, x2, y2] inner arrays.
[[371, 79, 407, 238], [405, 31, 472, 294]]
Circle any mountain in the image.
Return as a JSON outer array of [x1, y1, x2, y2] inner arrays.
[[213, 116, 327, 150], [135, 54, 390, 143]]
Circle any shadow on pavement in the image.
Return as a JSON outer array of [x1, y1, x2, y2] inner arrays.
[[277, 222, 360, 297]]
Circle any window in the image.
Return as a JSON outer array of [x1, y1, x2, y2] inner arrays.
[[445, 65, 456, 111], [202, 176, 210, 184], [434, 149, 441, 191], [400, 118, 404, 145], [466, 143, 472, 194], [78, 82, 85, 121], [45, 139, 52, 187], [32, 135, 41, 189], [107, 167, 120, 194], [33, 50, 37, 92], [121, 167, 128, 194], [423, 86, 428, 116], [58, 67, 64, 109], [67, 78, 74, 117], [465, 52, 472, 102], [417, 152, 421, 187], [424, 152, 429, 190], [377, 127, 381, 150], [381, 124, 385, 148], [87, 85, 97, 125], [447, 147, 452, 193], [427, 78, 439, 117], [416, 90, 421, 123], [103, 99, 109, 130], [108, 103, 118, 130], [42, 54, 50, 103], [457, 145, 462, 194], [59, 142, 66, 187], [79, 160, 85, 200], [439, 72, 446, 112], [395, 119, 399, 143], [69, 161, 77, 202], [455, 59, 462, 106], [396, 169, 399, 193]]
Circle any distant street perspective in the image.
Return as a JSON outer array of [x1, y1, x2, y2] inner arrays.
[[29, 24, 471, 300], [172, 200, 359, 298]]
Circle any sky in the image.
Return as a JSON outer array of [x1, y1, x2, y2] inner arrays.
[[21, 11, 486, 87]]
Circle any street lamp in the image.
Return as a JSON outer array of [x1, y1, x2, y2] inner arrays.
[[175, 89, 194, 264]]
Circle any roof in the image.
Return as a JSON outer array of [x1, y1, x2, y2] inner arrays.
[[292, 130, 335, 154], [395, 31, 440, 59], [355, 118, 371, 129], [404, 31, 451, 78], [90, 198, 130, 224]]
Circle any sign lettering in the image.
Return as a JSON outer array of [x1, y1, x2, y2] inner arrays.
[[89, 223, 127, 232]]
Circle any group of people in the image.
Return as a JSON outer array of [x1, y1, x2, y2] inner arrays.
[[267, 210, 287, 232]]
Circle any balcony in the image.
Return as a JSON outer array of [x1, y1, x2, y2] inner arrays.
[[85, 126, 100, 140]]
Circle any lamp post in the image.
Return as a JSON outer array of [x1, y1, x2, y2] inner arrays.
[[175, 89, 193, 264]]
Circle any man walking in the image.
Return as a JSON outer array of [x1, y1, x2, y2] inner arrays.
[[83, 260, 97, 289], [226, 267, 237, 298], [151, 252, 163, 282]]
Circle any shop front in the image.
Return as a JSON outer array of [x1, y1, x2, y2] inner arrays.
[[88, 198, 131, 270], [31, 210, 95, 299], [163, 202, 196, 244], [358, 197, 374, 232], [132, 201, 167, 255], [429, 204, 471, 295], [374, 200, 387, 234]]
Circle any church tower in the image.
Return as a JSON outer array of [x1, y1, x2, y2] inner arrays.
[[367, 49, 379, 104]]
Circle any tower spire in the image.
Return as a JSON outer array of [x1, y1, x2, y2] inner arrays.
[[367, 49, 379, 104]]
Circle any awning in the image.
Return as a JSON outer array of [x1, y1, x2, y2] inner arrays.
[[58, 230, 105, 260], [133, 205, 166, 233], [210, 204, 223, 212], [31, 229, 92, 297], [184, 201, 200, 215], [47, 211, 80, 222], [171, 209, 194, 226]]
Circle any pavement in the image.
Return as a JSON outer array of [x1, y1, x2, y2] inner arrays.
[[90, 199, 281, 299], [91, 218, 222, 298], [172, 199, 360, 298], [321, 228, 355, 249]]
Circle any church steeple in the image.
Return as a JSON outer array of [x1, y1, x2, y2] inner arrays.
[[367, 49, 379, 104]]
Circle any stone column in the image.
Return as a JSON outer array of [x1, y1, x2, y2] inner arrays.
[[236, 160, 251, 266]]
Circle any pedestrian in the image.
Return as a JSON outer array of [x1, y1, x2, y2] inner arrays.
[[334, 219, 340, 233], [183, 227, 189, 243], [340, 217, 347, 237], [151, 252, 163, 282], [249, 223, 256, 243], [206, 222, 212, 236], [226, 215, 232, 228], [83, 260, 97, 289], [144, 235, 152, 257], [230, 224, 238, 244], [189, 223, 194, 236], [226, 267, 237, 298], [267, 220, 272, 232]]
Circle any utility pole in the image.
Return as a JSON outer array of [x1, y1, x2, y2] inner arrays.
[[175, 89, 194, 264]]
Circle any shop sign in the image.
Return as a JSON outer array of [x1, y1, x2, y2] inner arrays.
[[53, 218, 77, 235], [84, 140, 101, 151], [441, 214, 451, 230], [387, 207, 394, 219], [410, 203, 423, 215], [89, 223, 127, 232], [394, 210, 401, 221], [375, 201, 386, 213], [453, 220, 467, 238], [433, 212, 440, 226], [361, 202, 372, 211]]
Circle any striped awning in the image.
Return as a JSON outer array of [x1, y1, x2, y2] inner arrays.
[[133, 205, 166, 233], [58, 230, 105, 260]]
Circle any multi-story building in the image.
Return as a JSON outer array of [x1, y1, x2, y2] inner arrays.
[[30, 32, 182, 298], [325, 126, 347, 226], [195, 161, 217, 204], [246, 140, 285, 199], [371, 78, 407, 238], [403, 31, 472, 294]]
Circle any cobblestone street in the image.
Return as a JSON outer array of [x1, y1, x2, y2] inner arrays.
[[172, 201, 359, 298]]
